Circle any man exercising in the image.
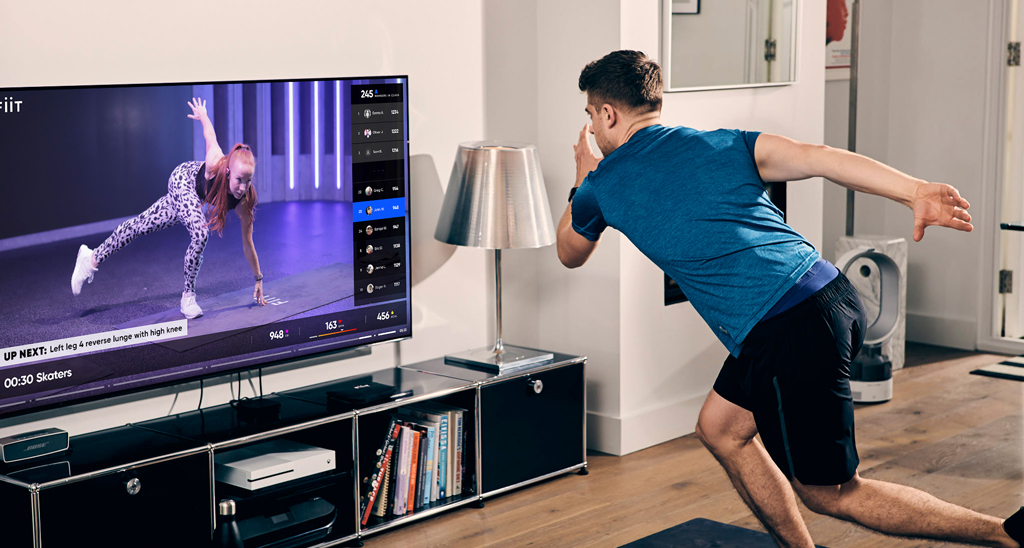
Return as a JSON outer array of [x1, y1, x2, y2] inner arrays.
[[557, 50, 1023, 548]]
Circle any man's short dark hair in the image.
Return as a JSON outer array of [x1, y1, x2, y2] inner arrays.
[[578, 50, 662, 114]]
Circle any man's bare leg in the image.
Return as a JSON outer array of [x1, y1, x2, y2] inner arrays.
[[794, 475, 1017, 548], [696, 389, 815, 548], [696, 389, 1019, 547]]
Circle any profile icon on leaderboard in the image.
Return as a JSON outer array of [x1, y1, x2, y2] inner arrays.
[[366, 283, 375, 294], [365, 205, 373, 216], [366, 244, 374, 255], [365, 186, 373, 197], [364, 128, 372, 138], [366, 264, 375, 274], [365, 225, 374, 236], [363, 109, 372, 119]]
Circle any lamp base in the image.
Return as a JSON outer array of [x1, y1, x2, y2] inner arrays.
[[444, 345, 553, 372]]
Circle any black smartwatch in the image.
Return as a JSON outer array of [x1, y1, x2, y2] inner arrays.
[[254, 273, 264, 282], [568, 186, 579, 203]]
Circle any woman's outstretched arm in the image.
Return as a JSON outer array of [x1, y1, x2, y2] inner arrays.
[[187, 98, 225, 174], [237, 204, 266, 306]]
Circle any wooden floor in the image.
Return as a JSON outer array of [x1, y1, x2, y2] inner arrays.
[[363, 344, 1024, 548]]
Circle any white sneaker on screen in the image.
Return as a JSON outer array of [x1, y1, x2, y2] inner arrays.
[[71, 245, 98, 296], [180, 291, 203, 319]]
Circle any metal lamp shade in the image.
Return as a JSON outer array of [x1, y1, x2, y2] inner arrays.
[[434, 141, 555, 249], [435, 141, 555, 371]]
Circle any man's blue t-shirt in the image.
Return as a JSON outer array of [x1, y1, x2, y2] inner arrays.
[[571, 124, 819, 356]]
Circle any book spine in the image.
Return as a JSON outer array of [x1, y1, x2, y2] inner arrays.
[[400, 426, 413, 514], [431, 425, 440, 501], [383, 442, 396, 516], [369, 422, 401, 521], [446, 410, 455, 497], [393, 426, 408, 516], [403, 426, 413, 514], [461, 414, 468, 493], [415, 429, 427, 509], [423, 427, 435, 506], [438, 415, 448, 498], [371, 457, 391, 518], [407, 430, 420, 514], [360, 420, 399, 525], [454, 411, 463, 495]]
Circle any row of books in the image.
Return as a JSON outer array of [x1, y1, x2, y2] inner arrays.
[[360, 401, 468, 525]]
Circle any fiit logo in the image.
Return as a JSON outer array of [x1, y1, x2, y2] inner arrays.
[[2, 97, 23, 113]]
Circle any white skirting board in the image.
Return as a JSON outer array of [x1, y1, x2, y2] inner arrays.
[[905, 312, 977, 351], [586, 392, 706, 457]]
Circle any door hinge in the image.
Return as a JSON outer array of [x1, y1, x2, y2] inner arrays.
[[1000, 269, 1014, 294], [765, 39, 777, 62], [1009, 42, 1021, 67]]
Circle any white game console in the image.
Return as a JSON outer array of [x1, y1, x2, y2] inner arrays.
[[214, 439, 335, 491]]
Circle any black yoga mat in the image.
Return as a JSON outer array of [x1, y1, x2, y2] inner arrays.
[[619, 518, 829, 548], [970, 356, 1024, 382]]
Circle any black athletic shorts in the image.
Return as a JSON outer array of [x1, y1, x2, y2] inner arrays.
[[713, 272, 867, 486]]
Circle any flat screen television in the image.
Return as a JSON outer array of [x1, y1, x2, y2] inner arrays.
[[0, 76, 411, 417]]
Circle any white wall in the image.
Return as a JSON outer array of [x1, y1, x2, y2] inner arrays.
[[823, 0, 893, 270], [822, 0, 994, 350], [0, 0, 491, 437], [480, 0, 625, 452]]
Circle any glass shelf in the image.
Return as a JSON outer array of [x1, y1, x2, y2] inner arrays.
[[0, 425, 205, 482], [137, 393, 331, 446], [360, 490, 479, 533]]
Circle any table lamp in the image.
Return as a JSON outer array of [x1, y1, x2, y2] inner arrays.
[[434, 141, 556, 371]]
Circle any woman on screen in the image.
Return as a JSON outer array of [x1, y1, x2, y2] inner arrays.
[[70, 97, 267, 318]]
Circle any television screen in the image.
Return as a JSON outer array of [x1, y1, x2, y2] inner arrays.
[[0, 76, 411, 416]]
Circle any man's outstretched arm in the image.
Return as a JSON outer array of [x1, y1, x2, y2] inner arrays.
[[752, 133, 973, 242]]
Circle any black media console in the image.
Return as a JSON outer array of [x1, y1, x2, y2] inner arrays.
[[0, 352, 586, 547]]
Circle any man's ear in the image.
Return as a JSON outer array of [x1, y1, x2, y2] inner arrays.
[[601, 104, 618, 129]]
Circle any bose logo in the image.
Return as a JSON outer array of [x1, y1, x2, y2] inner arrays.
[[2, 97, 23, 113], [25, 443, 48, 451]]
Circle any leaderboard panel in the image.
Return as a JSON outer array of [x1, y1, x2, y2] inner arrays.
[[351, 83, 408, 307]]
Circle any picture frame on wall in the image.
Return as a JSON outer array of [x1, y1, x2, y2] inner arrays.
[[826, 0, 854, 80], [672, 0, 700, 15]]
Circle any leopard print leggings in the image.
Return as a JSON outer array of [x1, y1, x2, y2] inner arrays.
[[94, 161, 209, 294]]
